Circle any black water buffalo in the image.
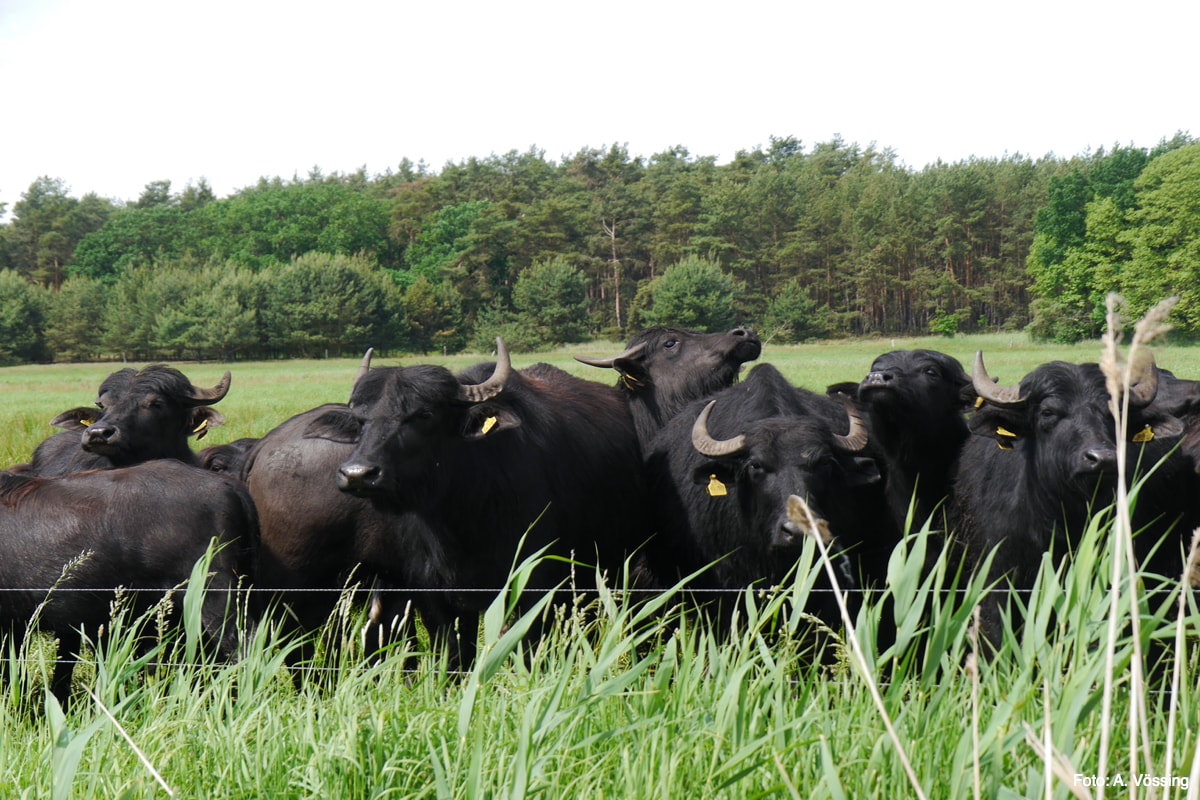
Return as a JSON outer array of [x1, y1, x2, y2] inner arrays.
[[853, 350, 974, 535], [951, 352, 1188, 646], [576, 326, 762, 447], [642, 363, 880, 635], [31, 365, 231, 476], [307, 339, 650, 669], [241, 403, 434, 673], [0, 461, 257, 707], [235, 351, 451, 674]]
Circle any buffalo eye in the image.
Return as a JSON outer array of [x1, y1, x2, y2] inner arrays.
[[663, 339, 679, 350], [1037, 406, 1062, 427], [817, 454, 840, 476], [924, 367, 940, 378]]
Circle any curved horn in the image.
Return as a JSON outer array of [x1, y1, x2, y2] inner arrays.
[[1124, 348, 1159, 408], [972, 351, 1025, 407], [691, 400, 746, 458], [832, 397, 869, 452], [574, 341, 647, 369], [182, 371, 231, 406], [355, 347, 374, 385], [457, 338, 511, 403]]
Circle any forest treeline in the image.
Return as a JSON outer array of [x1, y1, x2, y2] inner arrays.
[[0, 133, 1196, 364]]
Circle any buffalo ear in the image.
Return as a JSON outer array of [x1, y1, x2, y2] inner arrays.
[[50, 407, 99, 431], [462, 405, 521, 440], [967, 407, 1028, 439], [958, 380, 979, 407], [188, 407, 226, 440], [826, 381, 860, 399], [613, 351, 648, 382], [1145, 413, 1185, 440], [691, 461, 738, 489], [303, 408, 362, 444]]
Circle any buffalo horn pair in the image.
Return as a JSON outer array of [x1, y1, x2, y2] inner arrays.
[[691, 397, 868, 457]]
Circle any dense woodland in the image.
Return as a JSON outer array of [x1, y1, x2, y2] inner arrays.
[[0, 133, 1197, 364]]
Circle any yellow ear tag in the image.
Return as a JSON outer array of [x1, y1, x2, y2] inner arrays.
[[974, 397, 984, 409], [996, 426, 1017, 438], [706, 474, 727, 498], [1132, 425, 1155, 444], [997, 440, 1013, 451], [481, 416, 498, 435], [192, 418, 208, 434], [80, 419, 94, 428], [619, 372, 642, 391]]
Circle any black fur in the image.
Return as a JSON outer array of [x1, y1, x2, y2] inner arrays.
[[0, 461, 257, 707]]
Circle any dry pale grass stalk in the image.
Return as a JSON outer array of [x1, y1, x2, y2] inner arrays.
[[773, 751, 803, 800], [968, 605, 982, 800], [1097, 294, 1177, 799], [1165, 529, 1200, 800], [786, 493, 928, 800], [88, 688, 175, 797], [1045, 680, 1053, 800], [1023, 723, 1094, 800]]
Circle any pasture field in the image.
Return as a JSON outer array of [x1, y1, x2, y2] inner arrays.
[[2, 333, 1200, 798], [7, 331, 1200, 464]]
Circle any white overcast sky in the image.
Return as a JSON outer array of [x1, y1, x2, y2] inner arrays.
[[1, 0, 1197, 216]]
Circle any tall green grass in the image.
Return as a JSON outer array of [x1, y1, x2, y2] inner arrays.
[[2, 502, 1195, 798]]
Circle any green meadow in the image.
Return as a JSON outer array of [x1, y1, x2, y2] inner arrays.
[[2, 332, 1200, 798]]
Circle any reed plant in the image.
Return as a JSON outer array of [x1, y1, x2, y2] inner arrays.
[[0, 494, 1190, 797]]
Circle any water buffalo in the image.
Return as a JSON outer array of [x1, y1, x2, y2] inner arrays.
[[308, 339, 651, 669], [31, 365, 231, 476], [853, 349, 974, 535], [951, 352, 1188, 647], [576, 326, 762, 447], [641, 363, 880, 637], [241, 402, 436, 674], [0, 461, 257, 707]]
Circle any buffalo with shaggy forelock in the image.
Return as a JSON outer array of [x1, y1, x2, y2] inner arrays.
[[642, 363, 880, 635], [306, 339, 650, 669], [31, 365, 231, 476], [854, 350, 974, 533], [0, 461, 257, 707], [951, 352, 1187, 646], [576, 326, 762, 446]]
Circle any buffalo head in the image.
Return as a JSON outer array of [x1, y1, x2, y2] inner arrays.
[[48, 365, 230, 466]]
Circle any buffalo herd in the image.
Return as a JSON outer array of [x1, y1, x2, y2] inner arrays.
[[5, 326, 1200, 703]]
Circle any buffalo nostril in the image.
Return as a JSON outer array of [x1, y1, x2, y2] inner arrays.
[[730, 327, 749, 337], [83, 425, 115, 444], [338, 463, 381, 490], [772, 520, 803, 549], [1083, 448, 1117, 471]]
